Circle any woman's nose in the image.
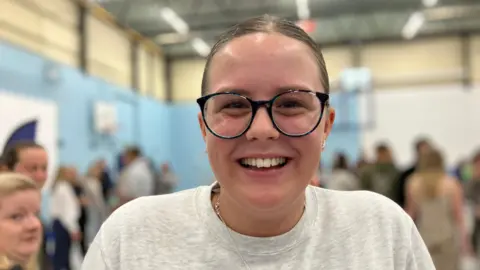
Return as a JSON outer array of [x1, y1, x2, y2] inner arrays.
[[25, 214, 42, 231], [245, 108, 280, 141]]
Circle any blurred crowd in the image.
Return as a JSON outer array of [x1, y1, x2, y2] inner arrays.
[[314, 137, 480, 268], [0, 143, 176, 270]]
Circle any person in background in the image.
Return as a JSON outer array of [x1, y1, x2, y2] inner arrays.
[[0, 173, 42, 270], [405, 149, 472, 270], [83, 162, 108, 248], [115, 146, 154, 206], [96, 160, 113, 204], [3, 141, 49, 189], [316, 161, 330, 188], [154, 163, 178, 195], [71, 172, 89, 257], [0, 155, 8, 172], [328, 153, 360, 191], [394, 137, 432, 208], [360, 143, 399, 200], [354, 150, 369, 177], [467, 150, 480, 254], [50, 166, 81, 270], [3, 141, 50, 270]]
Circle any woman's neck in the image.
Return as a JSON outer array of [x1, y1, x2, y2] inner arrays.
[[0, 253, 29, 269], [212, 191, 306, 237]]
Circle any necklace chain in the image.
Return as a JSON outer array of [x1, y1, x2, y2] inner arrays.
[[214, 194, 307, 270], [214, 195, 252, 270]]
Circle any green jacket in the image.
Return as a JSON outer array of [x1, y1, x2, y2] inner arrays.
[[360, 163, 399, 201]]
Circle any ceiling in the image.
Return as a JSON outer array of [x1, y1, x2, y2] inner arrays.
[[96, 0, 480, 57]]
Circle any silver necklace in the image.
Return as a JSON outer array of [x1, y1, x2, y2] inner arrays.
[[214, 195, 252, 270]]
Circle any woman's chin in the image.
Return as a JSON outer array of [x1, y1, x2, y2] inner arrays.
[[16, 245, 39, 259], [241, 189, 292, 211]]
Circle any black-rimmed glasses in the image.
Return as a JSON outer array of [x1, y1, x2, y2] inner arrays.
[[197, 90, 329, 139]]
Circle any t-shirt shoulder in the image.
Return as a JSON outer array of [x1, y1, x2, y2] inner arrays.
[[107, 186, 202, 227], [312, 187, 415, 239], [91, 186, 206, 265], [315, 187, 409, 216]]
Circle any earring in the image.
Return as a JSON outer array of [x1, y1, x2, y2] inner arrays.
[[322, 141, 326, 150]]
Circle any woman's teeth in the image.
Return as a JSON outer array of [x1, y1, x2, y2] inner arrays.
[[240, 157, 287, 168]]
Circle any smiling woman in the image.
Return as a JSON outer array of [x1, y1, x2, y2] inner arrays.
[[0, 173, 41, 270], [82, 15, 435, 270]]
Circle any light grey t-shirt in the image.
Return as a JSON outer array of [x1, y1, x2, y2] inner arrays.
[[82, 185, 434, 270]]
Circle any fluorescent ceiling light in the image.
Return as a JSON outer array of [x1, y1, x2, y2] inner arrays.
[[155, 33, 190, 45], [191, 38, 211, 57], [159, 7, 189, 35], [422, 0, 438, 8], [402, 12, 425, 39], [295, 0, 310, 20]]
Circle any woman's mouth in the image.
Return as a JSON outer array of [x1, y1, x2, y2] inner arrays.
[[22, 235, 39, 242], [239, 157, 289, 170]]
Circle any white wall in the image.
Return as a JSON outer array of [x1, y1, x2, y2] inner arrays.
[[171, 58, 206, 102], [138, 44, 166, 99], [361, 84, 480, 168], [363, 37, 463, 87], [87, 14, 131, 88]]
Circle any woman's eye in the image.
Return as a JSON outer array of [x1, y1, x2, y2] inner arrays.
[[10, 214, 24, 221], [278, 101, 301, 108], [224, 102, 248, 109]]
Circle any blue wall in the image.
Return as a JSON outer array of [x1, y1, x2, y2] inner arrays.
[[169, 104, 213, 190], [0, 41, 170, 173], [322, 92, 362, 168]]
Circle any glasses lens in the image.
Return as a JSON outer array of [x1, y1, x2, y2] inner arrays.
[[203, 93, 252, 138], [272, 91, 323, 135]]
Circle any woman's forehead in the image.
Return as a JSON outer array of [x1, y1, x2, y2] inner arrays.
[[0, 194, 40, 214], [208, 33, 322, 96]]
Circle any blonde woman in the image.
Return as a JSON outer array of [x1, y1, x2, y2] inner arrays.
[[50, 166, 81, 270], [0, 173, 42, 270], [406, 149, 472, 270]]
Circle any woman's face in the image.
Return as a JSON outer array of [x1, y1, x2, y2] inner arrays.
[[199, 33, 335, 211], [66, 167, 78, 182], [0, 190, 42, 260], [14, 148, 48, 188]]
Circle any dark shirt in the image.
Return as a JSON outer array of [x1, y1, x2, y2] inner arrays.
[[394, 166, 416, 208], [73, 184, 88, 255], [101, 170, 113, 202]]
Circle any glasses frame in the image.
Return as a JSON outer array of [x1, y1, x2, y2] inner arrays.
[[197, 89, 330, 139]]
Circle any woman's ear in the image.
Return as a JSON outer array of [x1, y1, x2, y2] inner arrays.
[[324, 107, 336, 139], [198, 112, 207, 142]]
